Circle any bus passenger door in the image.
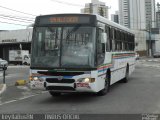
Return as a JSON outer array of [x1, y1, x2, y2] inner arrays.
[[96, 28, 108, 90]]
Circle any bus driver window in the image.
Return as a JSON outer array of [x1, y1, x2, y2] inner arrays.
[[97, 29, 106, 65]]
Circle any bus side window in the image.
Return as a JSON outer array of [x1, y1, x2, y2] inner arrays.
[[97, 28, 105, 65], [105, 26, 111, 51]]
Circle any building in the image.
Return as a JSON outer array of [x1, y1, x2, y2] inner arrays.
[[119, 0, 156, 29], [156, 2, 160, 28], [155, 3, 160, 52], [119, 0, 156, 56], [111, 11, 119, 24], [81, 0, 109, 19], [119, 0, 130, 28], [0, 29, 33, 61], [133, 30, 146, 53]]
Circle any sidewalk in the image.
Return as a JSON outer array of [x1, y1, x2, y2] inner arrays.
[[139, 57, 160, 62], [0, 84, 6, 95]]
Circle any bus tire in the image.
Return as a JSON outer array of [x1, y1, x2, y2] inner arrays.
[[122, 65, 129, 83], [97, 72, 110, 96], [49, 91, 61, 97]]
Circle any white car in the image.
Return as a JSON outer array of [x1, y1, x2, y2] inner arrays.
[[0, 58, 8, 70], [153, 52, 160, 58]]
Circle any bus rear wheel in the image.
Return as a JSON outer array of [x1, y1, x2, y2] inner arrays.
[[122, 65, 129, 83], [49, 91, 61, 97], [97, 74, 110, 96]]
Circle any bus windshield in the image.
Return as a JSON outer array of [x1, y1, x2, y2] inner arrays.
[[31, 26, 96, 68]]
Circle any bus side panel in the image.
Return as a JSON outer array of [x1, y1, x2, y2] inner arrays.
[[110, 52, 135, 85], [91, 70, 106, 92]]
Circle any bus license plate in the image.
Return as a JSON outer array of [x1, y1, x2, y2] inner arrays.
[[77, 83, 89, 87]]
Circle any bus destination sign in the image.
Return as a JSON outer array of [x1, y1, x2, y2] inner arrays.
[[36, 15, 95, 25], [49, 17, 79, 23]]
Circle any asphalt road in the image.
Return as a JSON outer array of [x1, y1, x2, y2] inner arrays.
[[0, 60, 160, 114]]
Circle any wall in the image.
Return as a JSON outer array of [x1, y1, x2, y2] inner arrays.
[[154, 34, 160, 52], [0, 29, 33, 44]]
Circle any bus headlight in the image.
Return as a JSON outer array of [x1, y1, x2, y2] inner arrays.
[[29, 76, 44, 82], [29, 76, 39, 81], [33, 77, 39, 81], [84, 78, 90, 83], [77, 78, 95, 83]]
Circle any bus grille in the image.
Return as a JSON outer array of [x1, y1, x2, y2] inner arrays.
[[46, 78, 75, 83], [46, 86, 75, 91]]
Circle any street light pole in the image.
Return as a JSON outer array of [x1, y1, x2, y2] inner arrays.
[[2, 65, 7, 84]]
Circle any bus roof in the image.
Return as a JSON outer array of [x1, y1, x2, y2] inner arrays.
[[36, 13, 134, 34], [95, 14, 134, 34]]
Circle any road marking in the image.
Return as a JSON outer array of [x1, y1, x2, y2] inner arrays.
[[0, 90, 48, 106], [0, 94, 39, 106], [0, 100, 17, 105], [17, 86, 30, 90], [18, 95, 37, 100]]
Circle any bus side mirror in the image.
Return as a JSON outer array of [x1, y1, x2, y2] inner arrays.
[[101, 33, 107, 44]]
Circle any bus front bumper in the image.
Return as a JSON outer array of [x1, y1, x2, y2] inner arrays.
[[44, 82, 96, 93]]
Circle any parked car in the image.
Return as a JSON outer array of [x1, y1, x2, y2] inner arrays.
[[153, 52, 160, 58], [0, 58, 8, 70]]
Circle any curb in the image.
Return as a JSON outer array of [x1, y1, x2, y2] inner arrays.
[[0, 84, 7, 95]]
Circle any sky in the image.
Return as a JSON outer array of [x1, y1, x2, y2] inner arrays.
[[0, 0, 159, 30], [0, 0, 118, 30]]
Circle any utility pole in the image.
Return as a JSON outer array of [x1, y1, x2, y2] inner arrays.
[[148, 20, 152, 57]]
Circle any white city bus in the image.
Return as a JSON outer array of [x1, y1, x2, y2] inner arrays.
[[30, 14, 135, 96]]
